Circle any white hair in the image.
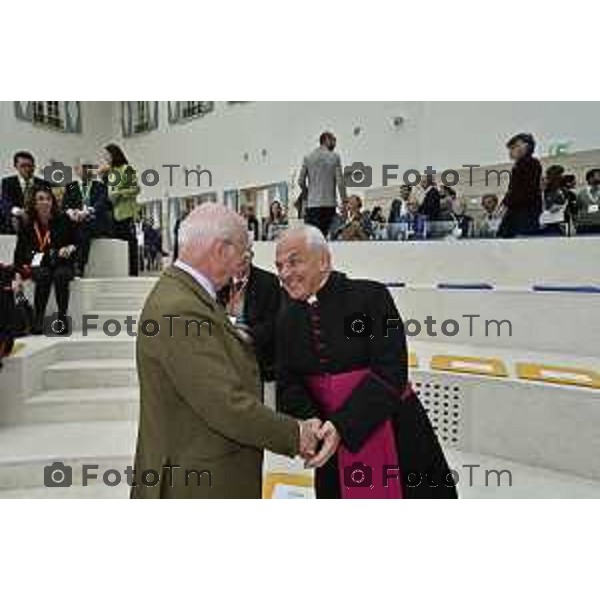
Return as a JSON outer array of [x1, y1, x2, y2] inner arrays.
[[278, 224, 328, 251], [178, 202, 245, 252]]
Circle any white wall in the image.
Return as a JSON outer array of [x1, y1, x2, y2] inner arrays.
[[419, 102, 600, 169], [0, 101, 114, 180], [113, 101, 600, 201], [3, 101, 599, 200]]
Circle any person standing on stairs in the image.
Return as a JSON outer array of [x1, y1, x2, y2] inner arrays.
[[98, 144, 141, 276]]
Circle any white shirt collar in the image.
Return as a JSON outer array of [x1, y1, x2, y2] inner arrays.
[[174, 260, 216, 300], [18, 175, 33, 189], [306, 273, 331, 304]]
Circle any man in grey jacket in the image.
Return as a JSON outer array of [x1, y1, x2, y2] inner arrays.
[[298, 132, 347, 236]]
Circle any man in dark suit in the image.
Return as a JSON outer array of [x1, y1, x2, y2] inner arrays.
[[62, 162, 114, 276], [1, 151, 48, 234], [498, 133, 542, 238], [418, 173, 441, 220], [217, 245, 281, 382]]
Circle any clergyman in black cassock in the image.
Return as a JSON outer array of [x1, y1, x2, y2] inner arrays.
[[275, 227, 457, 499]]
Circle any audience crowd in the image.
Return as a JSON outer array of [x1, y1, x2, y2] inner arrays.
[[235, 131, 600, 243], [1, 132, 600, 343], [0, 146, 164, 339]]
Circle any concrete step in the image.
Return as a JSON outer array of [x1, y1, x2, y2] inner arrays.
[[23, 387, 139, 423], [56, 338, 135, 361], [43, 359, 137, 390], [91, 278, 157, 297], [92, 293, 150, 311], [0, 420, 137, 490]]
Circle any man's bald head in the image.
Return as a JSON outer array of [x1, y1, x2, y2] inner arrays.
[[178, 203, 250, 290], [275, 225, 332, 301]]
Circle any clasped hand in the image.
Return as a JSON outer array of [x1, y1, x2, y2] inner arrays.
[[298, 418, 340, 468]]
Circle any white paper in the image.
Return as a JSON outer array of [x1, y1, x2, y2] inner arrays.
[[272, 484, 315, 499], [31, 252, 44, 268], [540, 209, 565, 225]]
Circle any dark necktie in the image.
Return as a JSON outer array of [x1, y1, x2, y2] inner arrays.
[[23, 179, 32, 203]]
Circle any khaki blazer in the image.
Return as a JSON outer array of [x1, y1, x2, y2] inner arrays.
[[131, 266, 299, 499]]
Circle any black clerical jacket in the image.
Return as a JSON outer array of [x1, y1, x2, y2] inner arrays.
[[498, 155, 542, 237], [276, 271, 457, 499]]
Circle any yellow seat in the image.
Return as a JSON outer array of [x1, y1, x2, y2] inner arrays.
[[408, 352, 418, 368], [431, 354, 508, 377], [263, 472, 314, 499], [516, 362, 600, 389]]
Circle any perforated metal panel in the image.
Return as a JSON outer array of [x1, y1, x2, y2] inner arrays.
[[412, 375, 464, 448]]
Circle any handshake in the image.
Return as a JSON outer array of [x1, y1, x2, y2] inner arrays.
[[297, 419, 341, 468]]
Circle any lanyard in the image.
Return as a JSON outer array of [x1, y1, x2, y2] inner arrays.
[[82, 182, 91, 204], [34, 222, 51, 252]]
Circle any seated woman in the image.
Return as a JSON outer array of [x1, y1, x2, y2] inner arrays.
[[388, 197, 427, 241], [540, 165, 577, 236], [475, 194, 502, 238], [449, 196, 473, 239], [369, 206, 387, 240], [576, 168, 600, 234], [263, 200, 288, 241], [337, 195, 372, 241], [13, 186, 77, 335]]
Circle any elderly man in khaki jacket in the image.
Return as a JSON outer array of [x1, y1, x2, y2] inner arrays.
[[131, 203, 319, 499]]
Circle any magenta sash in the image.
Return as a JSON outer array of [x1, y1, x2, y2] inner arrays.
[[306, 368, 403, 499]]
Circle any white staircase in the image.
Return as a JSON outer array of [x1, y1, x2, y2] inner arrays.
[[0, 277, 157, 498]]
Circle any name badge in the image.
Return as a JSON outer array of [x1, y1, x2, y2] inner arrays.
[[31, 252, 44, 268], [588, 204, 599, 214]]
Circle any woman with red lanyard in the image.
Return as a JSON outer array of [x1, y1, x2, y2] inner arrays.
[[13, 186, 77, 335]]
